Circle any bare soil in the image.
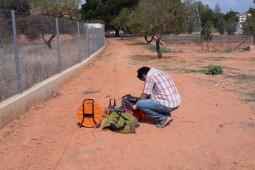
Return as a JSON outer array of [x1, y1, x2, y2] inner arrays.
[[0, 38, 255, 170]]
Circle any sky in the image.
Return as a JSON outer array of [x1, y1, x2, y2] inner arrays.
[[79, 0, 255, 13], [198, 0, 254, 13], [79, 0, 86, 8]]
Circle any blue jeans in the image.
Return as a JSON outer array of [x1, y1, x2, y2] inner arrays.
[[136, 99, 178, 123]]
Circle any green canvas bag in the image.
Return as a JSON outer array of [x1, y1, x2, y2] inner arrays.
[[103, 111, 139, 133]]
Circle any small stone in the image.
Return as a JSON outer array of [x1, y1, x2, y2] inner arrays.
[[242, 164, 248, 168], [51, 91, 57, 97]]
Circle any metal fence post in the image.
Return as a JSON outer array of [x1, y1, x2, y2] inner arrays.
[[92, 25, 96, 54], [251, 35, 254, 45], [11, 10, 22, 93], [90, 26, 93, 55], [55, 17, 61, 72], [77, 21, 81, 62], [103, 25, 106, 46], [100, 28, 102, 47], [96, 28, 99, 51], [86, 26, 89, 58]]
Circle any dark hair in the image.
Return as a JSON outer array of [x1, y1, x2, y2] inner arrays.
[[137, 66, 150, 80]]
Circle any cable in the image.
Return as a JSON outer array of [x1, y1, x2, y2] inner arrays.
[[74, 128, 102, 146], [53, 126, 102, 169], [53, 126, 78, 170]]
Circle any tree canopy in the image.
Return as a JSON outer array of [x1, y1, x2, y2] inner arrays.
[[112, 8, 131, 33], [127, 0, 184, 36], [0, 0, 30, 14], [224, 10, 239, 35], [28, 0, 80, 19], [80, 0, 138, 24], [127, 0, 184, 58], [201, 20, 213, 50], [243, 8, 255, 40]]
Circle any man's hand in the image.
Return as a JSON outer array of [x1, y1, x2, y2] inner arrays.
[[133, 104, 137, 110]]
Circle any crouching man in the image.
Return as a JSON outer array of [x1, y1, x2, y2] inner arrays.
[[135, 66, 181, 128]]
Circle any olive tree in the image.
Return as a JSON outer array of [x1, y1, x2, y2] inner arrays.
[[224, 11, 239, 35], [112, 8, 131, 39], [0, 0, 30, 15], [81, 0, 138, 36], [127, 0, 184, 58], [28, 0, 80, 19], [25, 0, 79, 48], [243, 8, 255, 43], [201, 21, 213, 51]]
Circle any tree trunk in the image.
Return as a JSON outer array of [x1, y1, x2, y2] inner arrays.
[[207, 41, 209, 52], [43, 34, 56, 49], [115, 29, 120, 37], [120, 32, 125, 40], [144, 34, 154, 44], [228, 35, 230, 47], [156, 38, 162, 58]]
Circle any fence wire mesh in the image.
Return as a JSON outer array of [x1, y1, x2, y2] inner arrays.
[[0, 9, 105, 102], [162, 34, 254, 45], [0, 8, 18, 102]]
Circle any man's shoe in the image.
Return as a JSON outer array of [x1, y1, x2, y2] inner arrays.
[[156, 116, 173, 128]]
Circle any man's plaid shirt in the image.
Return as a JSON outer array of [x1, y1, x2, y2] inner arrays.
[[143, 68, 181, 108]]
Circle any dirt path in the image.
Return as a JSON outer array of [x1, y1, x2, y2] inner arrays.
[[0, 38, 255, 170]]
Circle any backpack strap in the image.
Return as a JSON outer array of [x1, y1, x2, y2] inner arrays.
[[109, 112, 127, 131]]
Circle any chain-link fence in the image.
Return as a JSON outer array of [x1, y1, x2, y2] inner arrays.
[[0, 9, 105, 102], [162, 34, 254, 44]]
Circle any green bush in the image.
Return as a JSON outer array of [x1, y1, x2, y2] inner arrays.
[[205, 65, 223, 75], [146, 44, 183, 53], [146, 44, 171, 53], [224, 47, 235, 53]]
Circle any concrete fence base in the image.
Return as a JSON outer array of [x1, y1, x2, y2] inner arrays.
[[0, 45, 105, 129]]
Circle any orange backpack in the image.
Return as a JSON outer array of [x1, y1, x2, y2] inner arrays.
[[76, 99, 103, 128]]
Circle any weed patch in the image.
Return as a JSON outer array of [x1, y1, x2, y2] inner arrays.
[[242, 92, 255, 102], [226, 73, 255, 83], [162, 67, 207, 74], [146, 44, 183, 53], [240, 122, 255, 129], [205, 65, 224, 75], [224, 47, 235, 53], [202, 56, 227, 61], [127, 40, 146, 45]]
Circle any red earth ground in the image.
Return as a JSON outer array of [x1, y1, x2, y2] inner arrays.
[[0, 38, 255, 170]]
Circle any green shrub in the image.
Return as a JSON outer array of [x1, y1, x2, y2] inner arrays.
[[146, 44, 183, 53], [224, 47, 235, 53], [146, 44, 171, 53], [205, 65, 223, 75]]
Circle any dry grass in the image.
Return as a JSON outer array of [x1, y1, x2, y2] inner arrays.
[[128, 37, 255, 111], [0, 48, 18, 101], [197, 55, 235, 61], [226, 73, 255, 83], [225, 73, 255, 103], [146, 44, 183, 53], [0, 40, 90, 102]]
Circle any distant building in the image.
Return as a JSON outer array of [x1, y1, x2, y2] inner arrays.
[[236, 12, 251, 34]]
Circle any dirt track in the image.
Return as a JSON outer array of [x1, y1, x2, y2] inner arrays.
[[0, 38, 255, 170]]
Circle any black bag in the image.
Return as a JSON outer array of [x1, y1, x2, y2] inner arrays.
[[121, 94, 140, 111]]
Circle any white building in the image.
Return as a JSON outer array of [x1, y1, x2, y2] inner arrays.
[[236, 12, 251, 34]]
